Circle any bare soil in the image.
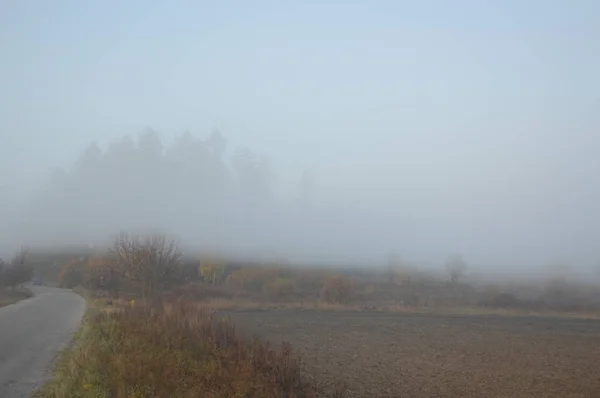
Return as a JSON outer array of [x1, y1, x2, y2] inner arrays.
[[222, 310, 600, 397]]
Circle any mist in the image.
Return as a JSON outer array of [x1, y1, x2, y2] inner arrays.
[[1, 1, 600, 276]]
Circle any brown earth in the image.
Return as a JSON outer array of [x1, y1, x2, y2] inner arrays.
[[221, 310, 600, 398]]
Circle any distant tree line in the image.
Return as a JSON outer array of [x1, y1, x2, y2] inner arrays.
[[0, 247, 34, 289], [18, 129, 316, 249]]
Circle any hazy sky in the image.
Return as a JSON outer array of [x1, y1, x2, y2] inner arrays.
[[1, 1, 600, 266]]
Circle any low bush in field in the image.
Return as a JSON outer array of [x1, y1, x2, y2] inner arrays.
[[58, 259, 85, 289], [225, 266, 282, 294], [263, 277, 296, 299], [320, 275, 355, 304]]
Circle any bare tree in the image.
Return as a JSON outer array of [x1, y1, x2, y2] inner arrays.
[[109, 233, 182, 301], [445, 253, 467, 284], [11, 246, 29, 267], [386, 252, 401, 284]]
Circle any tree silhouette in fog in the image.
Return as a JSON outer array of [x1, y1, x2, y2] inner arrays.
[[31, 130, 279, 247]]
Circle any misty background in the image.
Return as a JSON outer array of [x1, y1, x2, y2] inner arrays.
[[1, 1, 599, 273]]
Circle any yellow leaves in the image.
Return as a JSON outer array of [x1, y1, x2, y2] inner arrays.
[[198, 256, 226, 285]]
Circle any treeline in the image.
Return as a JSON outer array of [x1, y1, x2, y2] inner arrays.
[[5, 127, 412, 262], [56, 233, 357, 305], [0, 247, 34, 289], [17, 129, 314, 250]]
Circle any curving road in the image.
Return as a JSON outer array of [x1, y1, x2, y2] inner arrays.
[[0, 285, 85, 398]]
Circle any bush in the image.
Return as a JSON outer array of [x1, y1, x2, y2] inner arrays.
[[488, 292, 521, 308], [58, 259, 85, 288], [167, 282, 234, 301], [263, 277, 295, 299], [198, 256, 226, 285], [1, 247, 34, 289], [288, 268, 332, 294], [320, 275, 355, 304], [226, 266, 281, 293], [84, 257, 120, 292], [109, 233, 182, 300], [44, 300, 320, 397]]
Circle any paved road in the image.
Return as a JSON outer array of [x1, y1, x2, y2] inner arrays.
[[0, 285, 85, 398]]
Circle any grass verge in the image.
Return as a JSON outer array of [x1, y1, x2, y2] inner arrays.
[[36, 295, 335, 398], [0, 287, 33, 307]]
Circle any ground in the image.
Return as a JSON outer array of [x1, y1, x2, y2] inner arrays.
[[222, 310, 600, 397], [0, 288, 32, 307]]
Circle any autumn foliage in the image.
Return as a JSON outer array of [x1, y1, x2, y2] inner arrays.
[[58, 258, 85, 288], [83, 257, 120, 292]]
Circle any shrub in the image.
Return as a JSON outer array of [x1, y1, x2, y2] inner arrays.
[[226, 266, 281, 293], [179, 259, 201, 283], [167, 282, 233, 301], [47, 300, 319, 397], [58, 259, 85, 288], [288, 268, 332, 294], [489, 292, 521, 308], [263, 277, 295, 299], [109, 233, 182, 300], [320, 275, 355, 304], [198, 256, 226, 285], [84, 257, 120, 292], [2, 247, 34, 289]]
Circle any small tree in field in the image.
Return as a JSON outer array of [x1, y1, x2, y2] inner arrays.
[[445, 253, 467, 284], [198, 256, 226, 285], [109, 233, 182, 301]]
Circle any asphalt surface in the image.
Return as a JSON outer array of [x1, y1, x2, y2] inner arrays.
[[0, 285, 85, 398]]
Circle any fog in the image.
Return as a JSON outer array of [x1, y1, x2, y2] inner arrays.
[[1, 1, 600, 275]]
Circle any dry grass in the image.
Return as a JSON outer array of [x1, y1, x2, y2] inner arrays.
[[177, 295, 600, 321], [225, 309, 600, 397], [37, 297, 344, 398], [0, 287, 33, 307], [31, 249, 600, 397]]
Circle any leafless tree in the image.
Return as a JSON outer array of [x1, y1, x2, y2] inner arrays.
[[445, 253, 467, 284], [11, 246, 29, 267], [109, 233, 181, 302]]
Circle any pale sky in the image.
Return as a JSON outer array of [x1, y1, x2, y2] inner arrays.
[[1, 1, 599, 267]]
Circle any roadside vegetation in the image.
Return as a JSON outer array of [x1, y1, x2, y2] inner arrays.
[[44, 242, 600, 318], [0, 247, 34, 307], [31, 232, 600, 397], [37, 235, 345, 398]]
